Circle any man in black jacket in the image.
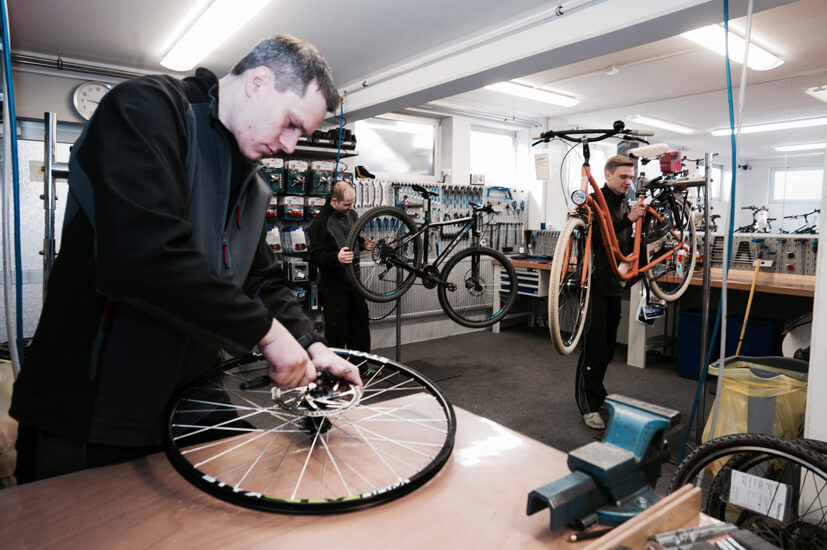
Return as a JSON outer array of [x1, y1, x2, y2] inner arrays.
[[11, 35, 362, 482], [309, 181, 374, 351], [576, 155, 646, 429]]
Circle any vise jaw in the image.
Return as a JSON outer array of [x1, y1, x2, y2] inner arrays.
[[527, 394, 680, 530]]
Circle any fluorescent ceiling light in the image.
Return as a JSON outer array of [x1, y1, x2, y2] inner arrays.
[[805, 85, 827, 104], [161, 0, 271, 72], [484, 81, 579, 107], [681, 25, 783, 71], [711, 116, 827, 136], [775, 142, 826, 152], [627, 114, 695, 135]]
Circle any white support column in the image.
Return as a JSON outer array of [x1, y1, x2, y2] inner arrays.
[[627, 280, 647, 368], [803, 131, 827, 443]]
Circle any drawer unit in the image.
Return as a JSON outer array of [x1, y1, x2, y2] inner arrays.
[[498, 265, 549, 297]]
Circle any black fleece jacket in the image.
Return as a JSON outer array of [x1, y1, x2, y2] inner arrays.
[[11, 69, 314, 445]]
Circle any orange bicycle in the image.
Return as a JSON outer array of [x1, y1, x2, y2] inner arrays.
[[535, 122, 698, 354]]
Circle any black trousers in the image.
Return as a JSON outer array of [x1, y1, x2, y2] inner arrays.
[[14, 424, 160, 484], [575, 293, 621, 414], [321, 285, 371, 352]]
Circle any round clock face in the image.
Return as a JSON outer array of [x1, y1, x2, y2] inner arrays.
[[72, 81, 112, 120]]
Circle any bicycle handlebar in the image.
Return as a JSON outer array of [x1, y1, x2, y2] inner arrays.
[[533, 120, 653, 146]]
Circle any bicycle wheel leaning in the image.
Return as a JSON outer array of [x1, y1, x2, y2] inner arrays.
[[344, 206, 422, 303], [436, 246, 518, 328], [548, 217, 592, 355], [164, 349, 456, 514], [645, 196, 697, 301], [669, 433, 827, 549]]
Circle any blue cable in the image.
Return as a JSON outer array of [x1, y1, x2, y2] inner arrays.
[[677, 0, 739, 464], [1, 0, 24, 367], [334, 100, 344, 181]]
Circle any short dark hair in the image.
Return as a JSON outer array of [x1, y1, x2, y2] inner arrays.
[[604, 155, 635, 174], [331, 180, 353, 201], [232, 35, 341, 113]]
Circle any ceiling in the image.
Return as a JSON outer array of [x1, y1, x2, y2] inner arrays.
[[8, 0, 827, 160]]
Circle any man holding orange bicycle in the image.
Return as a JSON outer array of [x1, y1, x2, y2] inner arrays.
[[576, 155, 646, 429]]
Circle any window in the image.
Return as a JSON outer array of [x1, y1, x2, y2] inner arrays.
[[709, 164, 732, 201], [353, 114, 437, 176], [563, 143, 610, 193], [470, 128, 515, 187], [771, 167, 824, 201]]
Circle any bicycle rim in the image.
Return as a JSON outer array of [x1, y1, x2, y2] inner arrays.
[[345, 207, 421, 303], [437, 247, 518, 328], [164, 350, 456, 514], [646, 197, 697, 301], [549, 217, 591, 354], [669, 434, 827, 549]]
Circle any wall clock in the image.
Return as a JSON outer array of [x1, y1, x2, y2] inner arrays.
[[72, 81, 112, 120]]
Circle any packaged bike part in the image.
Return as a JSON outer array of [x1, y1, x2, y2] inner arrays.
[[306, 196, 326, 218], [285, 160, 308, 194], [308, 160, 335, 195], [278, 195, 306, 221], [261, 157, 285, 194], [266, 225, 281, 253]]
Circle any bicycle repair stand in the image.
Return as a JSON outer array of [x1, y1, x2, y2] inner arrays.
[[526, 394, 680, 530]]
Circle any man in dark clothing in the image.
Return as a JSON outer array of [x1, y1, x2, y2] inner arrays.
[[309, 181, 374, 351], [11, 35, 362, 483], [576, 155, 647, 429]]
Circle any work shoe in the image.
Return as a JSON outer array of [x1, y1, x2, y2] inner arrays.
[[583, 412, 605, 430]]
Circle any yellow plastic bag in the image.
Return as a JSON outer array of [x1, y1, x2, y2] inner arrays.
[[703, 359, 807, 442], [0, 360, 17, 488]]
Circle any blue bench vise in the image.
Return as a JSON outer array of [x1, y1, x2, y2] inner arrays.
[[526, 394, 680, 529]]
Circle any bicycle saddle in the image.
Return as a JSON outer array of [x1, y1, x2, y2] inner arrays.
[[411, 184, 438, 197]]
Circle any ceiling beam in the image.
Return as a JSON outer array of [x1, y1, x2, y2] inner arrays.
[[342, 0, 795, 122]]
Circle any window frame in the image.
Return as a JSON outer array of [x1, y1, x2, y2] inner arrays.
[[353, 113, 440, 178], [769, 165, 825, 203], [469, 125, 518, 188]]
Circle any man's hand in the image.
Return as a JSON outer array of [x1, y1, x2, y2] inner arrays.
[[337, 246, 354, 264], [627, 201, 647, 222], [307, 342, 364, 389], [258, 319, 316, 388], [364, 238, 375, 251]]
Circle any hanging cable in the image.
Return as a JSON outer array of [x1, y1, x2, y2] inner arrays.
[[1, 0, 24, 377], [678, 0, 754, 462], [334, 99, 344, 182]]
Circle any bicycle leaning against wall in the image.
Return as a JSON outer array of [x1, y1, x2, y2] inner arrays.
[[535, 121, 699, 354], [342, 184, 519, 328]]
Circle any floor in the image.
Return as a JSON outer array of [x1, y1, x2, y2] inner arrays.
[[374, 324, 706, 495]]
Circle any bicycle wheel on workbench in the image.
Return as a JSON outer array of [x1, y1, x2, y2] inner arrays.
[[344, 206, 422, 303], [164, 349, 456, 514], [668, 433, 827, 549], [548, 217, 592, 355], [437, 246, 518, 328], [644, 196, 697, 302]]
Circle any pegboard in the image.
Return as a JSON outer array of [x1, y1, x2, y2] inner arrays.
[[700, 233, 818, 275]]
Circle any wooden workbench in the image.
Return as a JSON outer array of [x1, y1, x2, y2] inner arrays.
[[686, 267, 815, 297], [0, 407, 575, 549]]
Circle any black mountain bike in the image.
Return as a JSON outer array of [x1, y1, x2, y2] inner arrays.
[[343, 184, 519, 328]]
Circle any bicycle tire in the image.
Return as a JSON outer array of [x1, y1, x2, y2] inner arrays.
[[344, 206, 422, 303], [668, 433, 827, 548], [646, 196, 697, 302], [436, 246, 518, 328], [164, 349, 456, 514], [548, 217, 592, 355]]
